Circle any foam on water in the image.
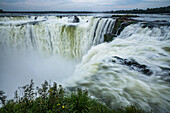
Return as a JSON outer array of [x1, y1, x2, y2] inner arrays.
[[66, 23, 170, 113], [0, 16, 115, 59], [0, 15, 115, 99], [0, 16, 170, 112]]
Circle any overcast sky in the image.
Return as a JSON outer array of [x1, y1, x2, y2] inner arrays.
[[0, 0, 170, 11]]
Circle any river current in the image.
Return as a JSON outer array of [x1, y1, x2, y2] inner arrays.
[[0, 14, 170, 112]]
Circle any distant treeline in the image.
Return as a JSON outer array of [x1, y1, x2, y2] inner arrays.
[[110, 6, 170, 14], [0, 6, 170, 14]]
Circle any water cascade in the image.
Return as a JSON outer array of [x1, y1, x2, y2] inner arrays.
[[67, 23, 170, 113], [0, 16, 115, 59], [0, 16, 170, 113]]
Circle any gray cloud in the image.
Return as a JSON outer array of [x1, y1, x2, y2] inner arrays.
[[0, 0, 169, 11], [144, 0, 169, 1]]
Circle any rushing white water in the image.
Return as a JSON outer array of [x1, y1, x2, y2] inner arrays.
[[0, 16, 115, 59], [0, 15, 115, 99], [66, 23, 170, 113], [0, 15, 170, 113]]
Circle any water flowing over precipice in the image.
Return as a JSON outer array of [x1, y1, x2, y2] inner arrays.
[[0, 16, 170, 113], [67, 23, 170, 113], [0, 16, 115, 59]]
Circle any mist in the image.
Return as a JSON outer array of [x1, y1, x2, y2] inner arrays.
[[0, 50, 78, 99]]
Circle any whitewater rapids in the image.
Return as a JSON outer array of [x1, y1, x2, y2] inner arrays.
[[0, 16, 170, 112], [67, 23, 170, 113]]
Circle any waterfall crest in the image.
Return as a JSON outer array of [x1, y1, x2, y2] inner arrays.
[[0, 16, 115, 59], [1, 16, 170, 113]]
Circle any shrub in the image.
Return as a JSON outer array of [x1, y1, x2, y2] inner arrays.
[[0, 80, 149, 113]]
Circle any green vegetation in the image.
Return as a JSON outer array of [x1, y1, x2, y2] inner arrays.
[[0, 91, 7, 106], [0, 80, 148, 113]]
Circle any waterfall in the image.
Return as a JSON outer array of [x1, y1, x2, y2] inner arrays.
[[67, 23, 170, 113], [0, 16, 115, 59], [0, 16, 170, 113], [118, 23, 170, 41]]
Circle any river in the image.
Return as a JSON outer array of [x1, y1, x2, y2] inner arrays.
[[0, 13, 170, 112]]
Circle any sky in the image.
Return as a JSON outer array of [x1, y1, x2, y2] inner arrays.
[[0, 0, 170, 11]]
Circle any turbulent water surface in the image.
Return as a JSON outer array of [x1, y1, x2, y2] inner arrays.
[[0, 14, 170, 112]]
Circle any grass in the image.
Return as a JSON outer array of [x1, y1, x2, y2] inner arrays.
[[0, 80, 148, 113]]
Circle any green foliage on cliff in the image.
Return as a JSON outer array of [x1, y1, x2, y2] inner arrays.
[[0, 80, 148, 113]]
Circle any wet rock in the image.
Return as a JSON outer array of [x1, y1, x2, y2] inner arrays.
[[113, 56, 153, 75], [68, 16, 80, 23], [104, 34, 116, 42], [34, 16, 38, 20], [113, 17, 137, 35], [103, 17, 137, 42], [154, 20, 168, 22]]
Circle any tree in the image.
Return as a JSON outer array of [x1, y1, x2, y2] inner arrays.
[[0, 90, 7, 105]]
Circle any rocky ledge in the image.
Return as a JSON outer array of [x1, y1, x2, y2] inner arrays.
[[68, 16, 80, 23], [104, 17, 137, 42]]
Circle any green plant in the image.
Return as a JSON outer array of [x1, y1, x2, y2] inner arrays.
[[0, 80, 150, 113], [0, 90, 7, 106]]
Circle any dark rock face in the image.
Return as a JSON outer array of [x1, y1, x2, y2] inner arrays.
[[68, 16, 80, 23], [113, 56, 153, 75], [104, 17, 137, 42], [34, 16, 38, 20], [154, 20, 168, 22], [112, 17, 137, 35], [104, 34, 116, 42], [104, 16, 169, 43]]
